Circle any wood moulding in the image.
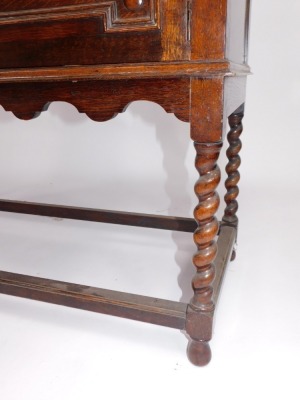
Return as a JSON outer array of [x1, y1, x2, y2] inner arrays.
[[0, 62, 250, 123], [0, 61, 250, 83], [0, 0, 160, 33]]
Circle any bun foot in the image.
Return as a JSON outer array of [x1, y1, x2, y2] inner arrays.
[[231, 249, 236, 261], [187, 340, 212, 367]]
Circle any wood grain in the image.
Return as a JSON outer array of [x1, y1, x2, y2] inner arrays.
[[0, 0, 252, 367], [0, 61, 251, 83], [0, 1, 161, 68], [191, 0, 227, 60], [0, 1, 159, 32], [186, 142, 222, 366], [0, 78, 190, 122], [190, 78, 224, 142]]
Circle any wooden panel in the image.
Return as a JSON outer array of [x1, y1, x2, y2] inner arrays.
[[0, 33, 163, 68], [0, 1, 252, 68], [0, 0, 162, 67]]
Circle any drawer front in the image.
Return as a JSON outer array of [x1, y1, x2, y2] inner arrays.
[[0, 0, 190, 68]]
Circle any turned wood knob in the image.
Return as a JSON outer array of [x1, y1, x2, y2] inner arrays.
[[124, 0, 144, 10]]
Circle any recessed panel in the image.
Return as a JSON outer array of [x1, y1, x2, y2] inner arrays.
[[0, 0, 162, 67]]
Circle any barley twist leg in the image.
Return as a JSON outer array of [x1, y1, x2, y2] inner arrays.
[[186, 141, 222, 366], [222, 104, 244, 260]]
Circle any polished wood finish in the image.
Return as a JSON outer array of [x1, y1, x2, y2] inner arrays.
[[0, 0, 161, 67], [191, 143, 222, 312], [124, 0, 145, 10], [186, 142, 222, 366], [0, 0, 251, 366], [190, 78, 224, 142], [0, 61, 250, 83]]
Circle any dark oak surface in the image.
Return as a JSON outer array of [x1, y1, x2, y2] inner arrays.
[[0, 0, 250, 68], [0, 270, 188, 330], [0, 78, 191, 122], [0, 199, 198, 233], [0, 0, 251, 366]]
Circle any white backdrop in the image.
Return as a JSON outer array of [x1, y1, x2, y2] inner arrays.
[[0, 1, 299, 399]]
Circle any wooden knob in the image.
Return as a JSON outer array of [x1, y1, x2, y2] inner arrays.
[[124, 0, 144, 10]]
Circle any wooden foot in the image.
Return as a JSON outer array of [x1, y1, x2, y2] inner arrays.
[[231, 249, 237, 261], [187, 339, 212, 367]]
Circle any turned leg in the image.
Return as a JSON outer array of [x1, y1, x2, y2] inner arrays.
[[222, 104, 244, 260], [186, 141, 222, 366]]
